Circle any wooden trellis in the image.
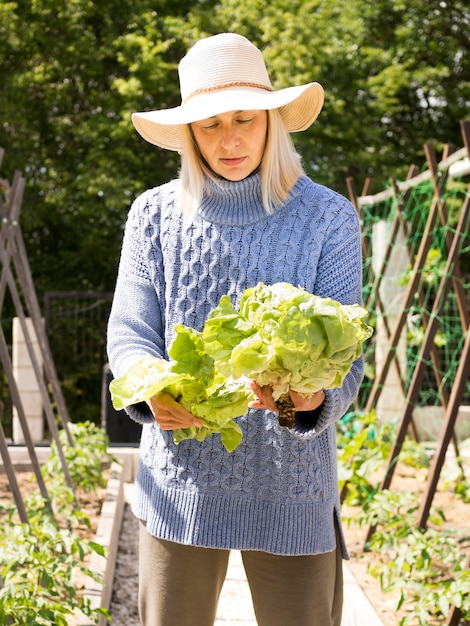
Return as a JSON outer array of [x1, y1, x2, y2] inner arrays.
[[348, 121, 470, 625], [0, 149, 75, 523], [350, 121, 469, 523]]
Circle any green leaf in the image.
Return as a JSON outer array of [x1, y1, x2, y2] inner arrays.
[[220, 421, 244, 453], [109, 355, 189, 409], [438, 594, 450, 616], [110, 324, 253, 451]]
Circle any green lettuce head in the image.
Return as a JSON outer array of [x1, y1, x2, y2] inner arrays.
[[203, 282, 373, 400]]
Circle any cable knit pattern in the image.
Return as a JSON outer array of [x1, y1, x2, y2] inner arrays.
[[107, 172, 364, 556]]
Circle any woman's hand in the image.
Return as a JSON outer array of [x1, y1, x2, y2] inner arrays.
[[249, 382, 325, 413], [146, 392, 203, 430]]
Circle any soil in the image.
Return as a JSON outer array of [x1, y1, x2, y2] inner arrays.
[[341, 459, 470, 626], [0, 468, 108, 532], [1, 455, 469, 626]]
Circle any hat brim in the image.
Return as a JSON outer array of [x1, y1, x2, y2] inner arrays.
[[131, 82, 324, 151]]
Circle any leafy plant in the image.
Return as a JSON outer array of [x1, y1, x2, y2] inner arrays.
[[110, 325, 252, 452], [399, 248, 447, 289], [42, 420, 115, 492], [440, 448, 470, 505], [0, 422, 113, 624], [397, 437, 432, 469], [366, 503, 468, 626], [0, 507, 109, 625], [203, 282, 373, 400], [337, 409, 394, 506], [339, 414, 470, 625]]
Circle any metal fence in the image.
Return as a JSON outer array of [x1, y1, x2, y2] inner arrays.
[[44, 291, 113, 425]]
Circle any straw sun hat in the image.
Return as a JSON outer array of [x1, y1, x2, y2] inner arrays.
[[131, 33, 324, 151]]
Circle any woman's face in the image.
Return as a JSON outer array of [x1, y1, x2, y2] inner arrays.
[[190, 110, 268, 181]]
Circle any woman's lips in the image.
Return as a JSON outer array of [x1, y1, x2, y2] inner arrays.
[[220, 157, 246, 166]]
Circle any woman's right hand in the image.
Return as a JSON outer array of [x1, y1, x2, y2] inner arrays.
[[146, 392, 203, 430]]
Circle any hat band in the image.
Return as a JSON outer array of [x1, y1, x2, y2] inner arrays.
[[182, 81, 273, 104]]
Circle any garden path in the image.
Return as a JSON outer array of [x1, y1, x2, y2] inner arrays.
[[109, 484, 384, 626]]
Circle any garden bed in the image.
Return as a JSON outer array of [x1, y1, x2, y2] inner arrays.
[[2, 444, 469, 625], [0, 444, 137, 626], [0, 467, 109, 537], [341, 450, 470, 626]]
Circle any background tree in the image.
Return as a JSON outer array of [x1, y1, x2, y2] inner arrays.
[[0, 0, 468, 424], [1, 0, 468, 295]]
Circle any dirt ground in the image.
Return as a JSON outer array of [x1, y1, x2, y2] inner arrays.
[[341, 460, 470, 626], [0, 467, 108, 531], [1, 457, 469, 626]]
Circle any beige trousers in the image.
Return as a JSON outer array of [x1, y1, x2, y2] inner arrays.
[[138, 521, 343, 626]]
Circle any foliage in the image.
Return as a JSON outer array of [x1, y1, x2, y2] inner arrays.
[[0, 512, 109, 625], [339, 413, 470, 624], [441, 452, 470, 505], [337, 409, 395, 505], [398, 248, 448, 289], [110, 326, 252, 452], [358, 491, 470, 625], [0, 422, 112, 624], [0, 0, 468, 300], [203, 282, 373, 398], [42, 420, 114, 492]]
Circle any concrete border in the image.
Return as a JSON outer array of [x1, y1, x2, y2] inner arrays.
[[75, 460, 126, 626], [75, 449, 139, 626], [342, 561, 385, 626]]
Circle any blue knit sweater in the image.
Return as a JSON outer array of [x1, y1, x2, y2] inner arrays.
[[107, 171, 364, 556]]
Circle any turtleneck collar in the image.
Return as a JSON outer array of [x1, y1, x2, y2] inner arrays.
[[196, 171, 271, 226]]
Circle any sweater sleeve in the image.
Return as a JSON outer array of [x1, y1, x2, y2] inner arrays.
[[107, 191, 166, 424], [292, 190, 365, 438]]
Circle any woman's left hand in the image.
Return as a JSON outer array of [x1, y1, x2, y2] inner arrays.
[[249, 382, 325, 413]]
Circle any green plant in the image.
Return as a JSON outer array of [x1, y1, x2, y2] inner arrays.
[[0, 505, 109, 625], [441, 451, 470, 505], [397, 437, 432, 469], [42, 420, 115, 491], [0, 422, 114, 624], [203, 282, 373, 401], [110, 326, 252, 452], [337, 410, 395, 506], [369, 522, 468, 626], [339, 412, 470, 624], [340, 417, 470, 625], [399, 248, 447, 289]]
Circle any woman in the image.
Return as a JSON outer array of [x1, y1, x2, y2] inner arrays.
[[107, 32, 364, 626]]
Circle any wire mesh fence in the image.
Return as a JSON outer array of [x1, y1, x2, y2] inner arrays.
[[44, 291, 113, 426], [353, 145, 470, 442]]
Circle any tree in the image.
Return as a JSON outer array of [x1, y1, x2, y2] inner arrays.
[[0, 0, 468, 297], [0, 0, 188, 295], [1, 0, 468, 425], [203, 0, 470, 192]]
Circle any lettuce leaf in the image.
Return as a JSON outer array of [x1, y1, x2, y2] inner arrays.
[[203, 282, 373, 400], [109, 324, 252, 452]]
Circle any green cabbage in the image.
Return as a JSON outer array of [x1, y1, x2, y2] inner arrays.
[[109, 324, 252, 452], [202, 282, 373, 401]]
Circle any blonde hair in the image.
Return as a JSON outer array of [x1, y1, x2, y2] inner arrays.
[[178, 109, 305, 218]]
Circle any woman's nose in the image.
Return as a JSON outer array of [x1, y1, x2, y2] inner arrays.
[[221, 125, 239, 149]]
